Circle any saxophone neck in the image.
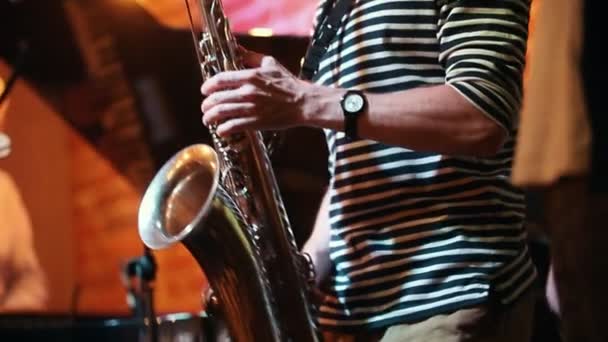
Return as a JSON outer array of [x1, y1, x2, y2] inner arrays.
[[187, 0, 241, 78]]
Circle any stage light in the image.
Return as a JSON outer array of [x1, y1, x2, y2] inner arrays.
[[248, 27, 273, 37]]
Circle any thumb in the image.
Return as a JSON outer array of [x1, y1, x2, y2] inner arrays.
[[260, 55, 280, 69], [238, 45, 265, 68]]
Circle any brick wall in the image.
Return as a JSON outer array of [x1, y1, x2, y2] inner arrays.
[[70, 128, 205, 315]]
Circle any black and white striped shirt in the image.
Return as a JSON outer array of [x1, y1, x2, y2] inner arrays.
[[310, 0, 536, 331]]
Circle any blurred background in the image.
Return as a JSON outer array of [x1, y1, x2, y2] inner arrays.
[[0, 0, 326, 316], [0, 0, 556, 340]]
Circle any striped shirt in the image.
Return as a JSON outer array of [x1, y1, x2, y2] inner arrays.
[[310, 0, 536, 331]]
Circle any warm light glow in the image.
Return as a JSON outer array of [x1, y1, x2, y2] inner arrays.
[[0, 75, 9, 125], [248, 27, 274, 37], [134, 0, 316, 36]]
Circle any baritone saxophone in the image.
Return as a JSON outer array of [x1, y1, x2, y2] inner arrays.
[[137, 1, 320, 341]]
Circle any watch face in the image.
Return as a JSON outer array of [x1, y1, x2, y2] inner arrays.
[[344, 93, 365, 113]]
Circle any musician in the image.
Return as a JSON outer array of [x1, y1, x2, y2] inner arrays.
[[201, 1, 535, 341], [0, 74, 47, 312]]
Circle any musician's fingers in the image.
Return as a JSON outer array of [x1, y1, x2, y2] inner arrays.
[[238, 46, 266, 68], [202, 102, 255, 127], [201, 85, 258, 113], [260, 55, 281, 69], [215, 117, 259, 136], [201, 69, 260, 95]]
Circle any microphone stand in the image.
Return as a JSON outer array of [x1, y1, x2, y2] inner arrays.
[[122, 246, 159, 342]]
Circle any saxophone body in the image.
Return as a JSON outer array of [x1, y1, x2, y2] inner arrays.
[[138, 1, 319, 341]]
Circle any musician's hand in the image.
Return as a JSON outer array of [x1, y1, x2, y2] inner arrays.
[[200, 52, 316, 137], [237, 45, 265, 68]]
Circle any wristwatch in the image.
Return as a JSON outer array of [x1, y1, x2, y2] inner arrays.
[[340, 89, 367, 140]]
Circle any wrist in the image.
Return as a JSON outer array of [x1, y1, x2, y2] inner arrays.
[[300, 84, 346, 130]]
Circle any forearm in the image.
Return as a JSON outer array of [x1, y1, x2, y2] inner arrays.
[[0, 174, 47, 312], [302, 189, 332, 287], [301, 83, 506, 157], [2, 272, 47, 311]]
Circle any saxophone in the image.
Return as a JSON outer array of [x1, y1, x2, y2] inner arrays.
[[137, 1, 320, 341]]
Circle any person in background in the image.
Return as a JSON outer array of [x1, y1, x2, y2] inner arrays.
[[512, 0, 606, 340], [200, 0, 535, 341], [0, 73, 47, 312]]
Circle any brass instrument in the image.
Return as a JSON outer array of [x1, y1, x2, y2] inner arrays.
[[137, 1, 319, 341]]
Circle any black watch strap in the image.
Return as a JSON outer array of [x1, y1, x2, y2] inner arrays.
[[345, 111, 359, 140]]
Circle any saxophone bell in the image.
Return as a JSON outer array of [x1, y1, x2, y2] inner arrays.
[[138, 144, 281, 342], [138, 144, 219, 250]]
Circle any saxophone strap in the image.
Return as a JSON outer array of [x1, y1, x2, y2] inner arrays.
[[299, 0, 353, 81]]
